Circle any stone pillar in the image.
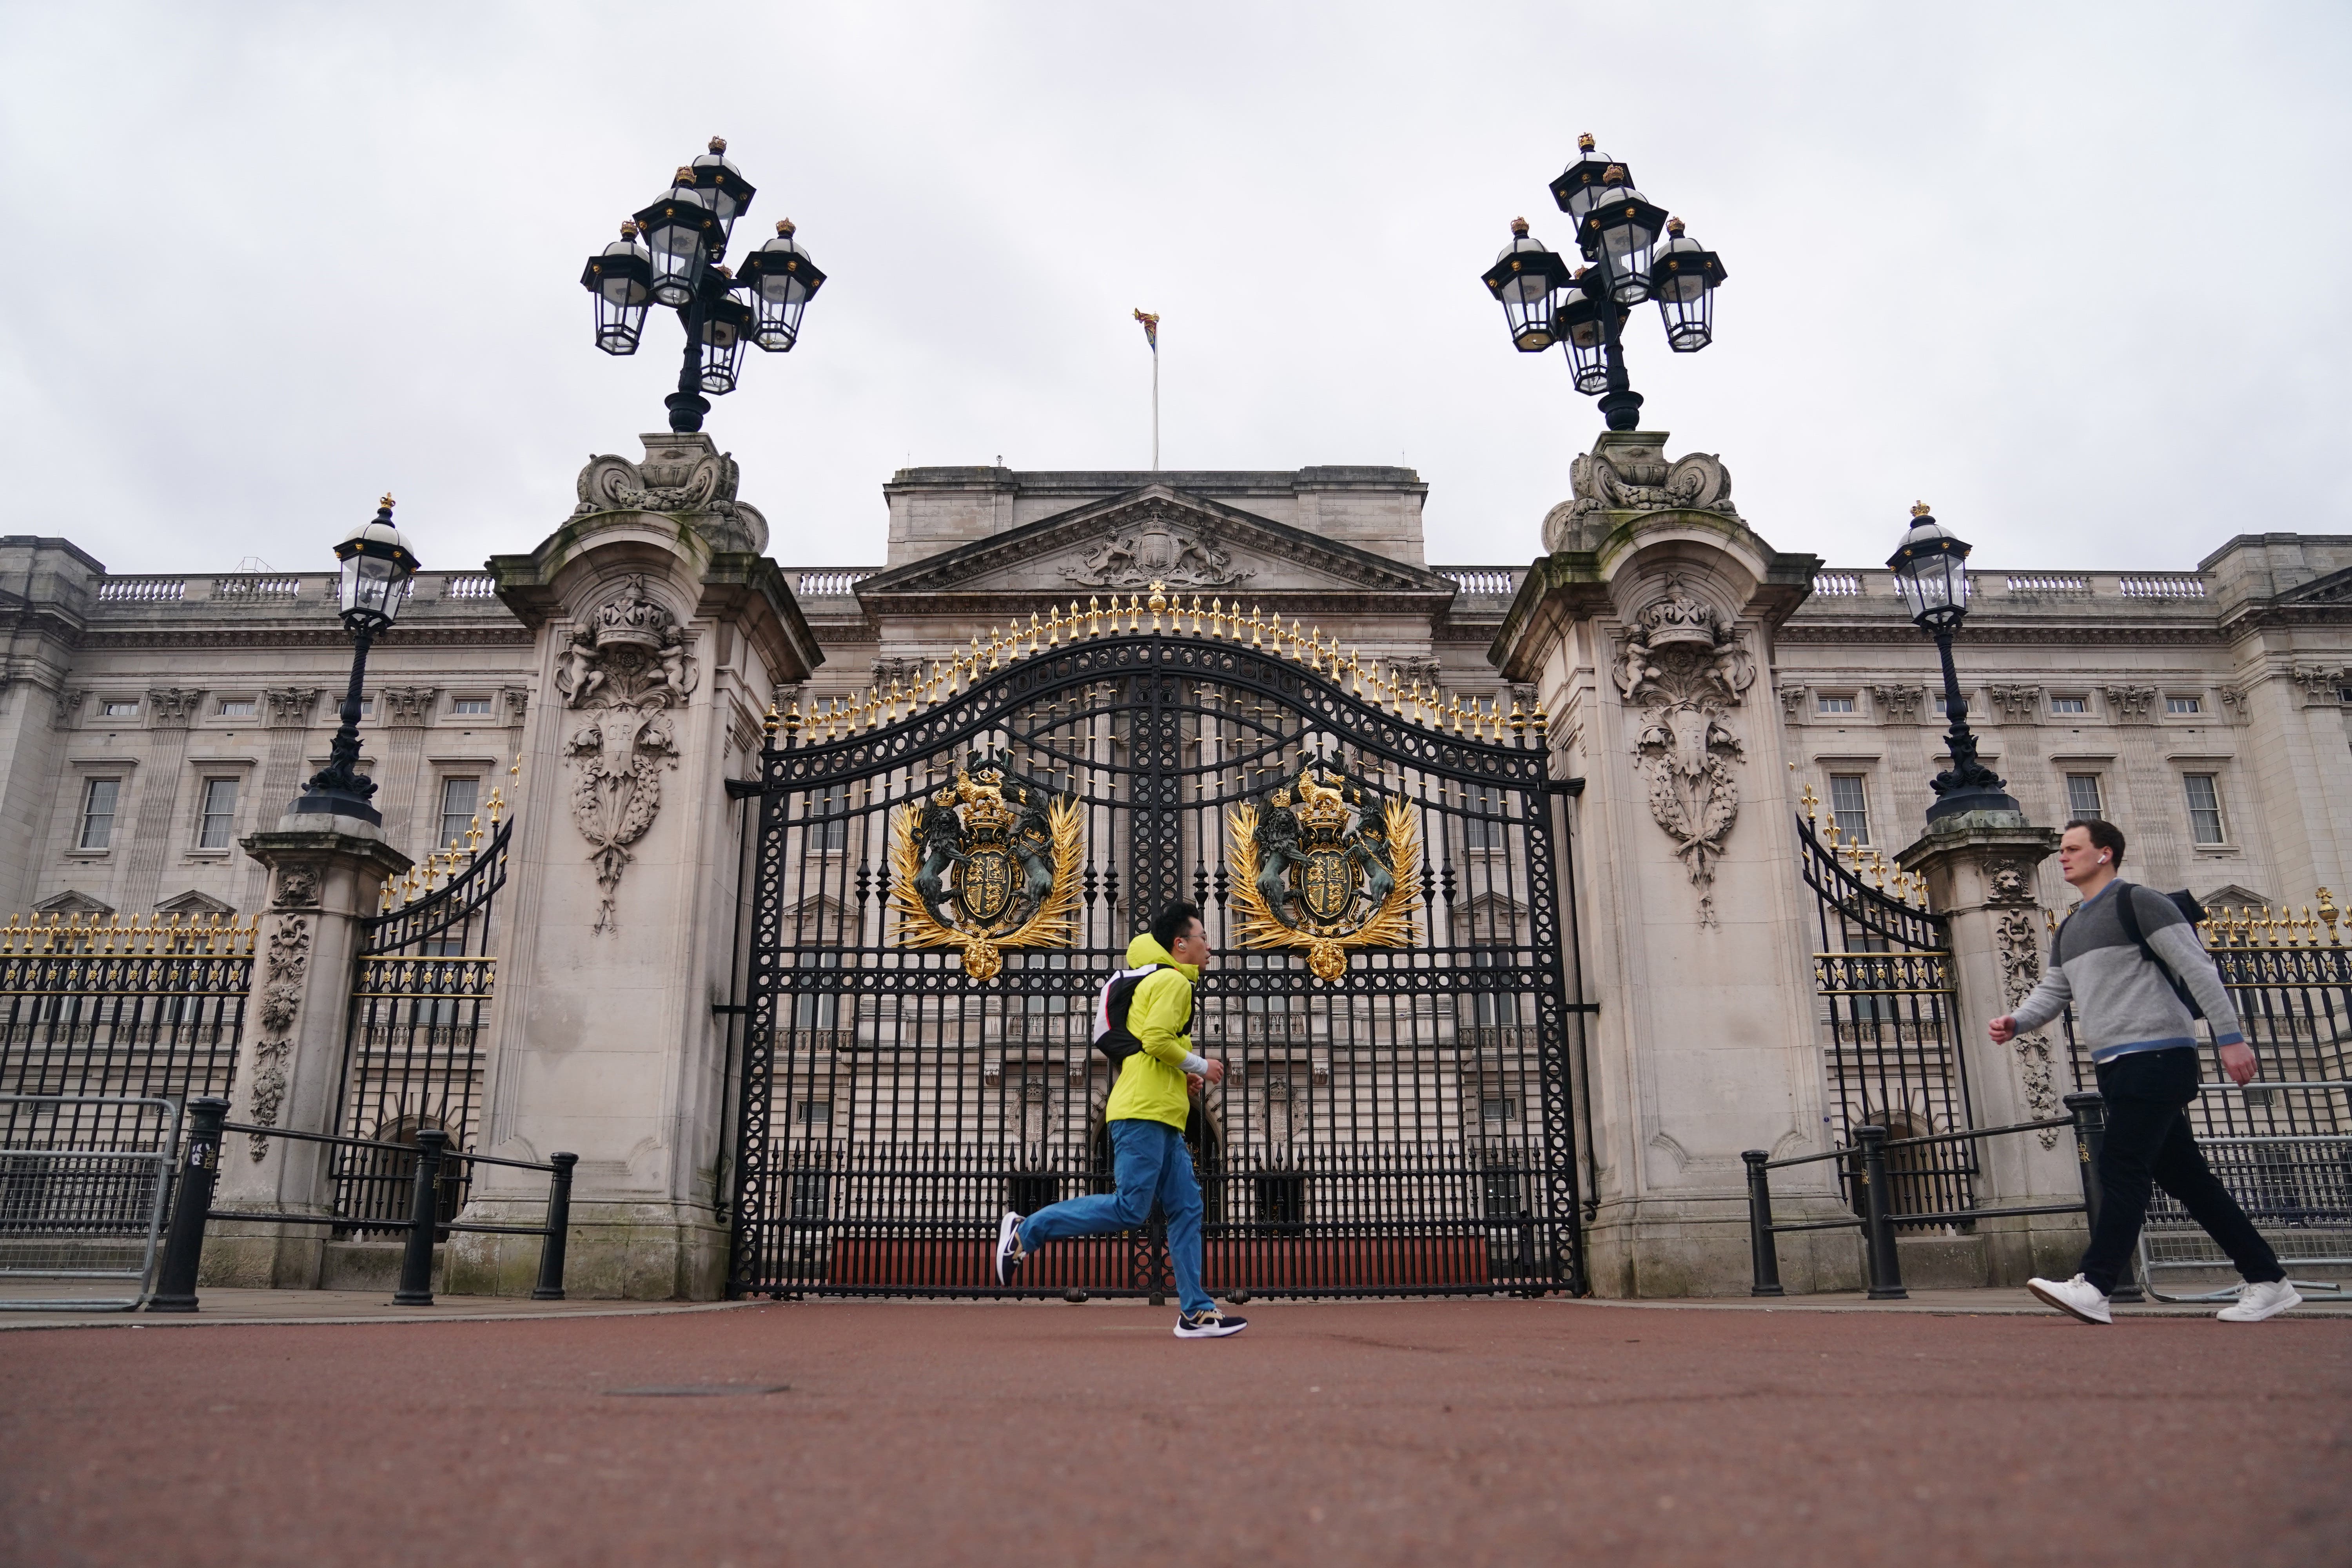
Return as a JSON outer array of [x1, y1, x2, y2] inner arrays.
[[201, 814, 412, 1287], [120, 687, 203, 911], [1896, 815, 2081, 1283], [1498, 430, 1856, 1296], [448, 434, 821, 1300]]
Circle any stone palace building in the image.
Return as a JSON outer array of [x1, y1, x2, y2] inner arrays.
[[1, 428, 2346, 1300]]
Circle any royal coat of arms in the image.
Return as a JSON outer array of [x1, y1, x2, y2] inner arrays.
[[888, 753, 1083, 981], [1228, 760, 1419, 982]]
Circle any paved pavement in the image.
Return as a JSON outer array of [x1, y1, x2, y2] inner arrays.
[[0, 1285, 753, 1330], [4, 1295, 2347, 1567]]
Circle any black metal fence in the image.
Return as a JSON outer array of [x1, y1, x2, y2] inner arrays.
[[1794, 806, 1978, 1226]]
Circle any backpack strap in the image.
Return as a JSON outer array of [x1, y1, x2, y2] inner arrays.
[[2111, 880, 2199, 1015]]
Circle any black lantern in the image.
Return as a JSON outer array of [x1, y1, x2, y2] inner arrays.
[[1649, 218, 1726, 353], [296, 495, 421, 825], [1481, 219, 1572, 352], [695, 273, 756, 394], [633, 167, 719, 309], [737, 219, 826, 352], [1487, 133, 1725, 434], [1887, 503, 2019, 821], [580, 222, 654, 355], [585, 140, 823, 434], [1575, 164, 1669, 305]]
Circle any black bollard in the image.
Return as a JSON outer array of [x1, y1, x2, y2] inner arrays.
[[530, 1152, 577, 1301], [1857, 1125, 1907, 1300], [2063, 1091, 2141, 1302], [1742, 1150, 1784, 1297], [392, 1128, 448, 1306], [146, 1097, 229, 1313]]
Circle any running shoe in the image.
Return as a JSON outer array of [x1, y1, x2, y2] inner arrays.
[[1173, 1309, 1249, 1339], [993, 1210, 1025, 1286], [2216, 1279, 2302, 1322], [2027, 1273, 2112, 1325]]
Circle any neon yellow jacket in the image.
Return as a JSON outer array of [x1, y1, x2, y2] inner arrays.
[[1103, 931, 1199, 1131]]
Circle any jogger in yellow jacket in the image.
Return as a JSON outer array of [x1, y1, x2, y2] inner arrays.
[[993, 900, 1248, 1338]]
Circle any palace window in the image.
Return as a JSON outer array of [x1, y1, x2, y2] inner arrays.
[[451, 697, 492, 717], [2049, 696, 2087, 715], [794, 1100, 831, 1128], [808, 784, 849, 852], [196, 777, 240, 849], [1829, 774, 1871, 844], [1480, 1096, 1519, 1123], [2183, 774, 2227, 844], [2065, 774, 2104, 821], [218, 699, 256, 719], [1463, 785, 1506, 851], [2166, 695, 2202, 715], [437, 777, 480, 848], [1817, 694, 1856, 715], [100, 700, 139, 719], [78, 779, 120, 850]]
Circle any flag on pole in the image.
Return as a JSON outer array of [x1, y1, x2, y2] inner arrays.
[[1132, 309, 1160, 351]]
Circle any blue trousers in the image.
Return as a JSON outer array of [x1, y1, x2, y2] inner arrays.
[[1018, 1118, 1211, 1315]]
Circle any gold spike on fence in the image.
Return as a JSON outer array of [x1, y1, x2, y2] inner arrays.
[[0, 911, 258, 956]]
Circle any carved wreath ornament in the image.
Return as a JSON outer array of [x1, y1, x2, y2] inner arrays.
[[558, 575, 697, 935], [246, 915, 312, 1160], [1617, 578, 1754, 926], [888, 753, 1083, 981], [1227, 759, 1420, 982]]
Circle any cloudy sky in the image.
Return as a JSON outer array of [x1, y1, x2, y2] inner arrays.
[[3, 3, 2345, 579]]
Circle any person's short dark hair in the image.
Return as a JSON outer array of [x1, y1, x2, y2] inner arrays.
[[2064, 818, 2125, 868], [1151, 900, 1203, 952]]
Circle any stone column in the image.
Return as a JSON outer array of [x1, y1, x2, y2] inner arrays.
[[1896, 815, 2081, 1283], [201, 813, 412, 1287], [120, 687, 203, 911], [448, 434, 821, 1300], [1498, 430, 1857, 1296]]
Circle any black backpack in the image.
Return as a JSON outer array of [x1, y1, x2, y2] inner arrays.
[[1091, 963, 1194, 1066], [2064, 880, 2209, 1020]]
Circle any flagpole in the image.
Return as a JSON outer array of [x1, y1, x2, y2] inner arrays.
[[1133, 309, 1161, 471]]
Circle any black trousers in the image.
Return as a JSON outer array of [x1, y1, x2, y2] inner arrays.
[[2080, 1047, 2284, 1296]]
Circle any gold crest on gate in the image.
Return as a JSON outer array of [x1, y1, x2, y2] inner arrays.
[[888, 752, 1082, 981], [1228, 759, 1419, 982]]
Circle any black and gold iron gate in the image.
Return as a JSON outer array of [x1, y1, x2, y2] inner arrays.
[[730, 600, 1583, 1298]]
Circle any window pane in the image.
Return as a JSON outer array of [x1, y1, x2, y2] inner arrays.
[[2166, 695, 2201, 715], [1829, 774, 1870, 844], [100, 700, 139, 718], [451, 697, 491, 716], [2184, 774, 2224, 844], [810, 784, 849, 852], [1465, 785, 1505, 851], [2050, 697, 2087, 715], [79, 779, 120, 849], [198, 777, 239, 849], [437, 777, 480, 848], [218, 699, 256, 719], [2065, 774, 2103, 821], [1817, 695, 1855, 714]]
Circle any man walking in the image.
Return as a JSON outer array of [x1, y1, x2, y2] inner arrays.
[[994, 900, 1247, 1339], [1993, 818, 2299, 1323]]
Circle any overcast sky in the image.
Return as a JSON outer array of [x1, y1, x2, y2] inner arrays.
[[3, 3, 2346, 580]]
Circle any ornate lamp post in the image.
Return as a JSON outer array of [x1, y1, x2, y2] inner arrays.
[[1479, 134, 1726, 431], [579, 138, 826, 435], [1888, 503, 2020, 822], [294, 496, 418, 826]]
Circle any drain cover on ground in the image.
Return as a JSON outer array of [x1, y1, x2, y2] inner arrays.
[[603, 1385, 790, 1397]]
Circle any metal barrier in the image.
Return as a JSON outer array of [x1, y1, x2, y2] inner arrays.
[[1744, 1111, 2094, 1299], [2132, 1082, 2349, 1303], [146, 1098, 575, 1312], [0, 1094, 181, 1310]]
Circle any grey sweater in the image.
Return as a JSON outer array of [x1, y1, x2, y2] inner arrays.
[[2009, 880, 2246, 1064]]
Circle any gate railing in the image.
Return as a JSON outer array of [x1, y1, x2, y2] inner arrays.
[[1794, 799, 1977, 1225], [332, 769, 517, 1236], [0, 1093, 181, 1310]]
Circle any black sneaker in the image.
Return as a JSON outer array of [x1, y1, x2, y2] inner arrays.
[[994, 1210, 1026, 1286], [1173, 1308, 1248, 1339]]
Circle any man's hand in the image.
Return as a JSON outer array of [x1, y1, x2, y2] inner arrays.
[[1988, 1015, 2016, 1045], [1201, 1057, 1226, 1087], [1185, 1073, 1204, 1098], [2218, 1041, 2258, 1087]]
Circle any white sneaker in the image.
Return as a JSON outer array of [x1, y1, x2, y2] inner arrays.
[[2216, 1279, 2301, 1322], [2028, 1274, 2113, 1324], [993, 1210, 1025, 1286]]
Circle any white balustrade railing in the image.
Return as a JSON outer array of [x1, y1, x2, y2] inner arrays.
[[441, 573, 499, 600], [94, 577, 187, 603], [1812, 571, 1864, 597], [2004, 573, 2091, 595], [797, 570, 878, 598], [211, 575, 300, 600], [2118, 573, 2207, 600], [1437, 568, 1520, 597]]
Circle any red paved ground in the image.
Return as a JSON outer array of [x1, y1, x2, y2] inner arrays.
[[3, 1298, 2347, 1568]]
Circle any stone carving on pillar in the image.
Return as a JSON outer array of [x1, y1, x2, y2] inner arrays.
[[1776, 683, 1807, 722], [1985, 859, 2062, 1148], [2102, 684, 2157, 721], [264, 688, 321, 728], [1870, 684, 1926, 723], [246, 878, 317, 1159], [146, 688, 203, 727], [502, 687, 529, 725], [1987, 684, 2042, 723], [2290, 664, 2348, 707], [2217, 684, 2250, 721], [378, 687, 439, 726], [872, 656, 926, 688], [1062, 505, 1252, 590], [1616, 577, 1755, 926], [556, 574, 697, 934], [1387, 655, 1442, 690], [1546, 441, 1737, 552], [571, 440, 769, 554], [51, 687, 86, 728]]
